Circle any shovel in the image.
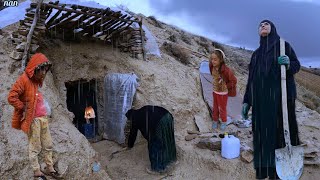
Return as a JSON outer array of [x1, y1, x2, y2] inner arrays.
[[275, 38, 304, 180]]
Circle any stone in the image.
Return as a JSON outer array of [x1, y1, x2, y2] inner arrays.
[[35, 26, 46, 31], [304, 157, 320, 165], [9, 51, 23, 60], [185, 134, 198, 141], [240, 151, 254, 163], [198, 133, 216, 138], [30, 44, 39, 53], [194, 115, 210, 133], [240, 142, 253, 152], [196, 138, 221, 151], [54, 159, 69, 177], [187, 130, 200, 135], [12, 31, 19, 38], [304, 152, 318, 158], [16, 43, 39, 54], [16, 42, 26, 52], [304, 147, 319, 159], [11, 38, 22, 45]]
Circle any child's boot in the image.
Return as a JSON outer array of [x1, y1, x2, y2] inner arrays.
[[220, 122, 227, 131], [212, 121, 218, 129]]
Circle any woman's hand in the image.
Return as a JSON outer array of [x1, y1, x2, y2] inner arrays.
[[278, 55, 290, 70], [241, 103, 250, 120]]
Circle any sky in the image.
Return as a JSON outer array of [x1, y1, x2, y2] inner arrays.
[[1, 0, 319, 67], [88, 0, 320, 67]]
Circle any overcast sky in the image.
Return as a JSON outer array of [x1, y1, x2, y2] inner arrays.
[[88, 0, 319, 67], [1, 0, 318, 66]]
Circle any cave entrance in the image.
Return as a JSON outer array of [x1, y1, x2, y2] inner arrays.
[[65, 79, 98, 139]]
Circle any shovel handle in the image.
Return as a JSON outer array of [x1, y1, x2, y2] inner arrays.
[[280, 39, 291, 147]]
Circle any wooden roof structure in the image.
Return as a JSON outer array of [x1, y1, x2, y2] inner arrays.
[[10, 0, 146, 72]]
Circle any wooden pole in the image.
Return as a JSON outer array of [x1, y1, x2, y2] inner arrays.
[[20, 0, 43, 73]]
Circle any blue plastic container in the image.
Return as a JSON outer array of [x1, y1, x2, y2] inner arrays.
[[83, 123, 94, 139], [92, 162, 101, 172]]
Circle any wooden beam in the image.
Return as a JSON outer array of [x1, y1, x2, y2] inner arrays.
[[45, 1, 59, 19], [46, 5, 65, 27], [101, 14, 126, 31], [90, 9, 115, 26], [103, 17, 133, 39], [78, 9, 104, 28], [30, 3, 140, 23], [21, 0, 43, 72], [97, 11, 122, 26], [63, 15, 86, 30], [49, 8, 86, 30], [105, 16, 131, 32], [60, 13, 91, 30], [40, 1, 51, 15], [64, 9, 99, 29], [76, 9, 112, 34], [104, 21, 133, 40], [47, 5, 78, 28]]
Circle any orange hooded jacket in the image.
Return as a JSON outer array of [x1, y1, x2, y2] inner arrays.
[[8, 53, 49, 134]]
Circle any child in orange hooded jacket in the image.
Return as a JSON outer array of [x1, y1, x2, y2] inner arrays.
[[209, 49, 237, 131], [8, 53, 59, 179]]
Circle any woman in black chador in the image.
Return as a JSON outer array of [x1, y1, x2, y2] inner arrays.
[[125, 105, 177, 174], [242, 20, 301, 179]]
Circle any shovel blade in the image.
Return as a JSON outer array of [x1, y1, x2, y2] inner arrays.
[[275, 146, 304, 180]]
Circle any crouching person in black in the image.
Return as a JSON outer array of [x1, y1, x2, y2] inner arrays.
[[125, 105, 177, 174]]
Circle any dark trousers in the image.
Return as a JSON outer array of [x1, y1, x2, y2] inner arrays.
[[256, 167, 279, 179]]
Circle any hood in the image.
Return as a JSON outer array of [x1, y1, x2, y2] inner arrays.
[[25, 53, 49, 79]]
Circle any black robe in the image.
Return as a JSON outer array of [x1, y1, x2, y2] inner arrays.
[[125, 105, 177, 172], [243, 20, 300, 169]]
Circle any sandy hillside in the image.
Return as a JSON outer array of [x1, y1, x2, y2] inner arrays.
[[90, 15, 320, 180], [0, 11, 319, 180]]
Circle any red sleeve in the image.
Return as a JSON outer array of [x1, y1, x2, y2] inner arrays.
[[226, 68, 237, 89], [8, 76, 25, 110]]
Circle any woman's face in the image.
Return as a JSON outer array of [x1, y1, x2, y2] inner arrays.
[[211, 53, 221, 67], [259, 21, 271, 37]]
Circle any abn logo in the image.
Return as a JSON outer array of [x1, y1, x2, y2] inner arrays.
[[2, 0, 19, 7]]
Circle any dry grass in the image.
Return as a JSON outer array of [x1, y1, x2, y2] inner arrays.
[[147, 16, 164, 29], [211, 41, 225, 52], [296, 69, 320, 113], [168, 34, 177, 42], [161, 41, 191, 65], [180, 32, 192, 45], [301, 66, 320, 76], [296, 68, 320, 97]]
